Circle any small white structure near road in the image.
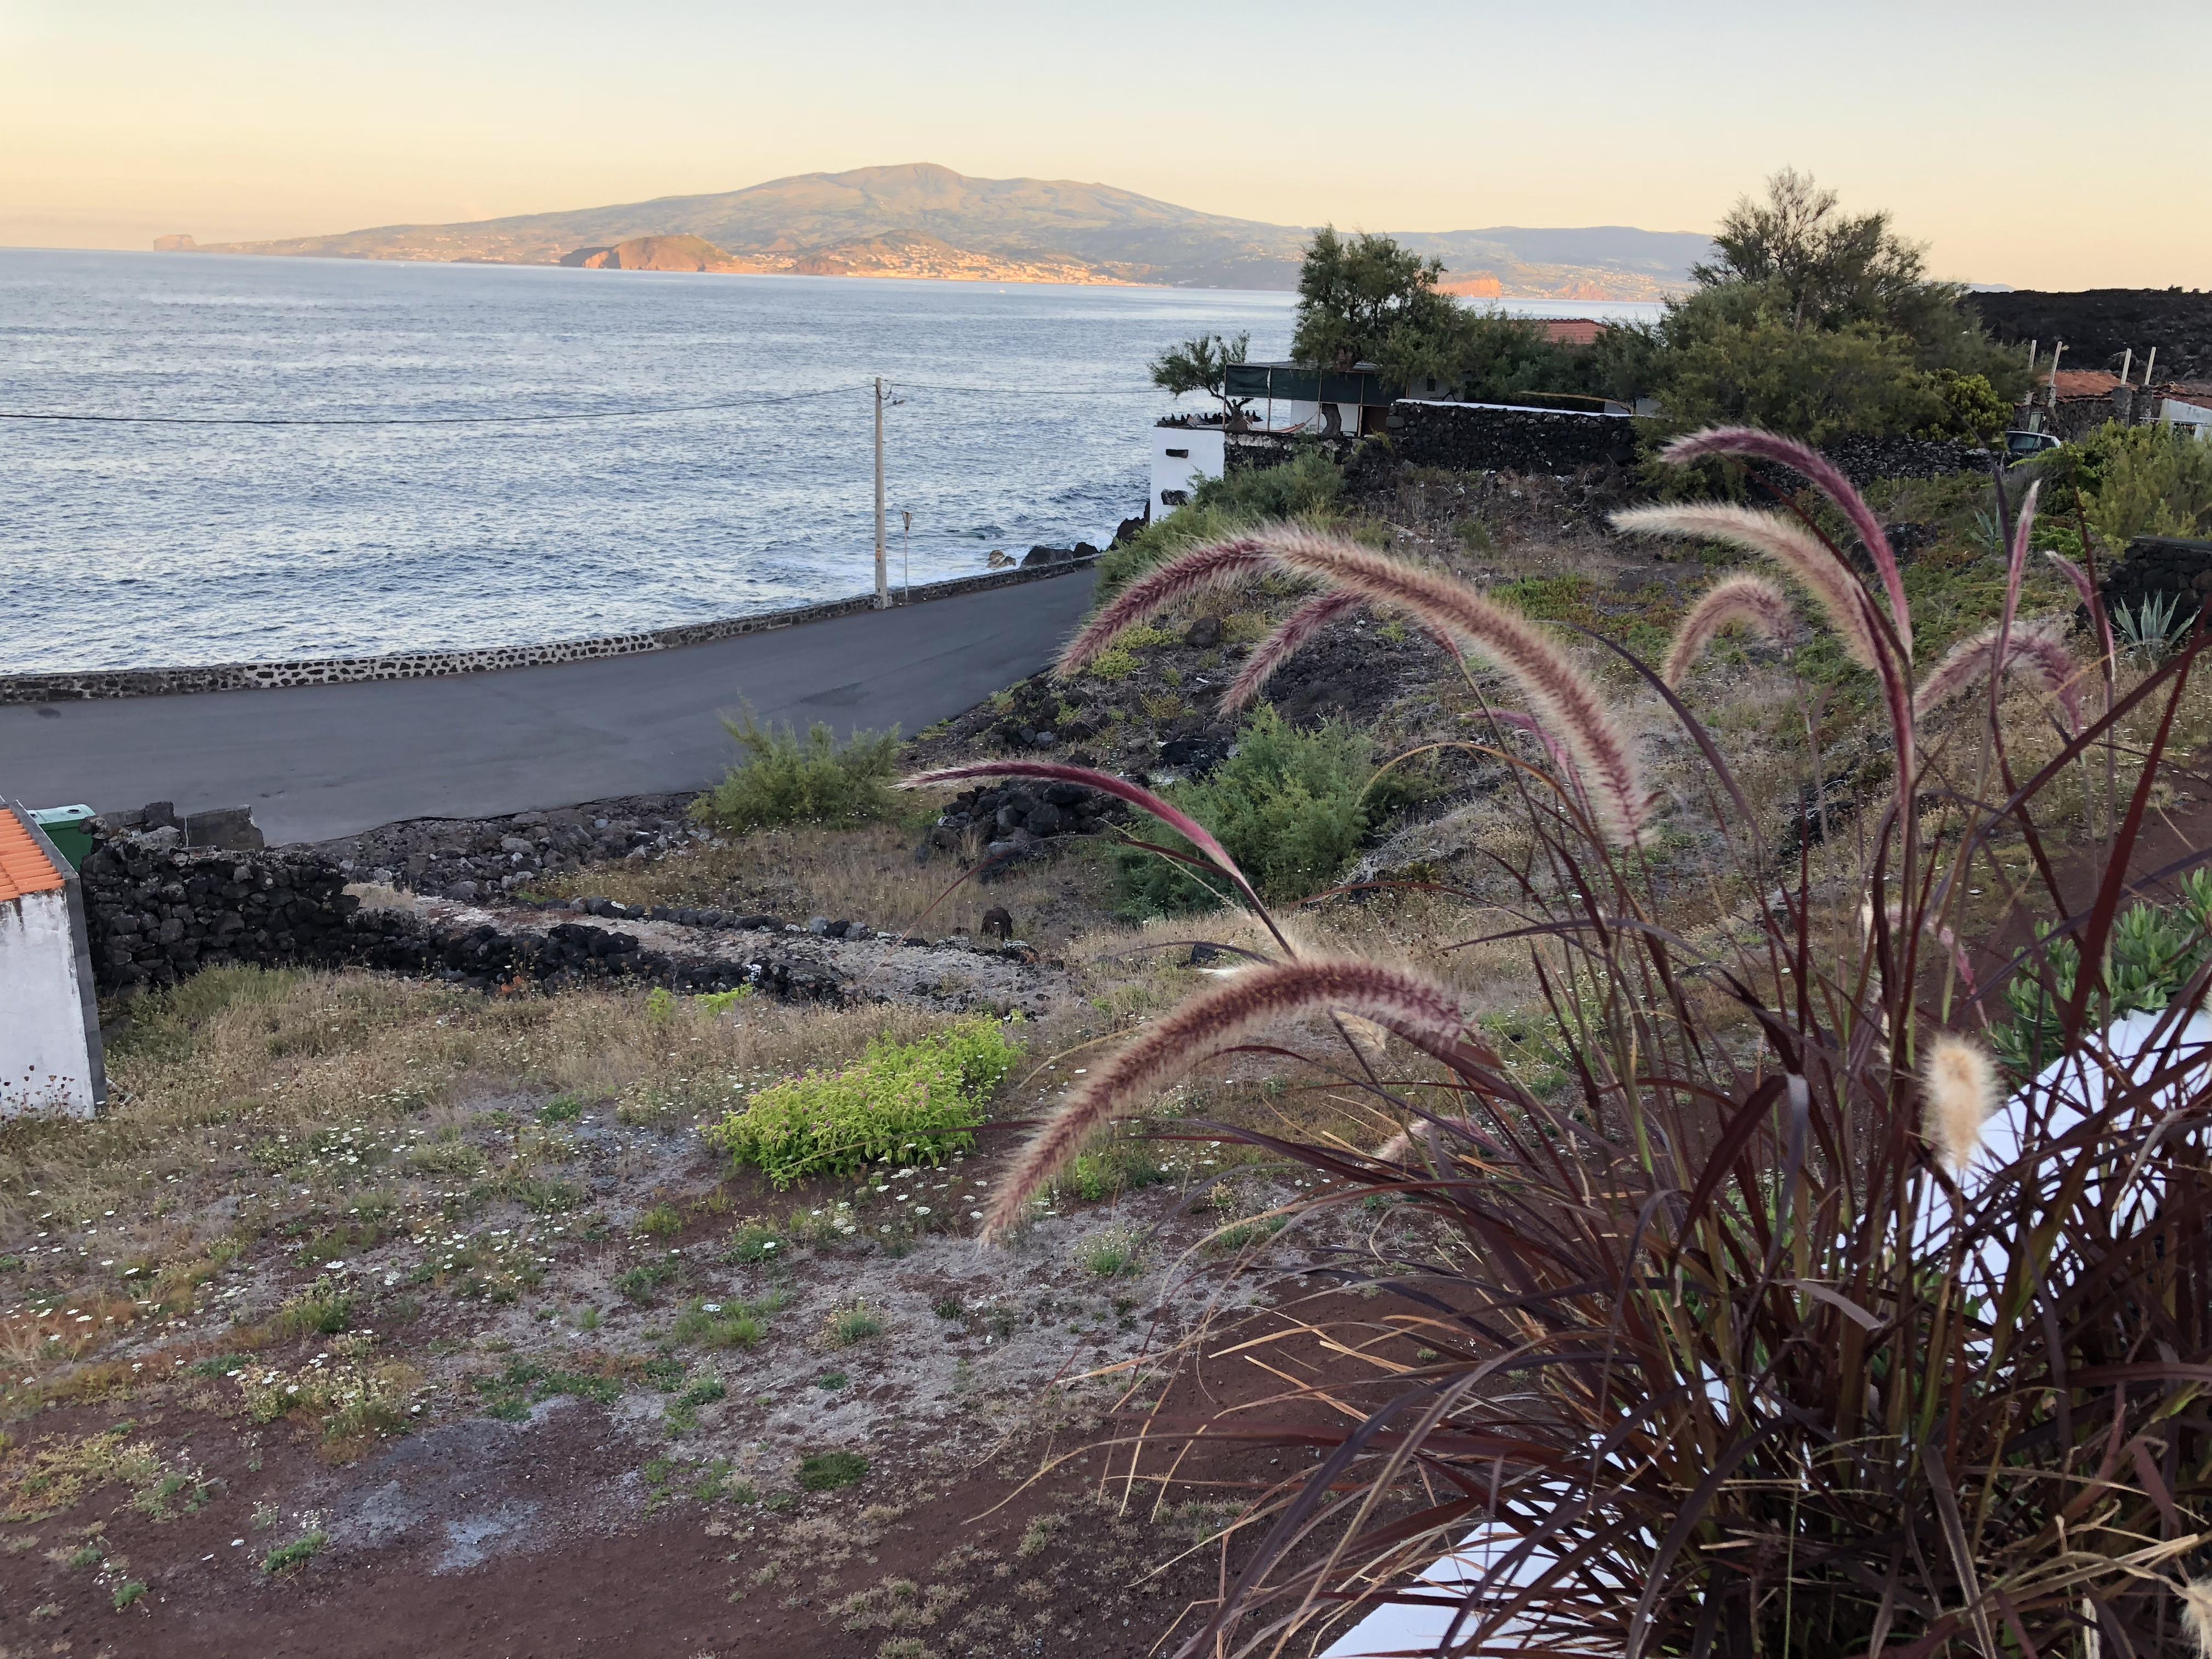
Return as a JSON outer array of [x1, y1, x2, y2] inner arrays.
[[1150, 421, 1225, 520], [1, 801, 105, 1119]]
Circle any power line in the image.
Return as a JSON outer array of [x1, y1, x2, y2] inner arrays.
[[0, 383, 870, 427], [888, 381, 1162, 397]]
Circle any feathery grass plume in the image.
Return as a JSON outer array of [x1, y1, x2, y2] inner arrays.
[[1921, 1033, 2000, 1174], [1057, 537, 1279, 676], [1484, 707, 1596, 825], [1661, 425, 1911, 659], [2179, 1578, 2212, 1655], [981, 956, 1465, 1237], [1246, 526, 1650, 844], [901, 758, 1267, 914], [1219, 589, 1364, 714], [1912, 617, 2084, 730], [1661, 573, 1801, 686], [2045, 550, 2117, 676], [1613, 502, 1883, 674]]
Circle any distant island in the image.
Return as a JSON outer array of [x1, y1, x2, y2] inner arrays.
[[160, 162, 1711, 299]]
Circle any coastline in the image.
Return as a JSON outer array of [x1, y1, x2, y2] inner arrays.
[[0, 556, 1096, 706]]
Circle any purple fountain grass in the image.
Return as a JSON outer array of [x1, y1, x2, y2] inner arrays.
[[1661, 573, 1801, 686], [900, 758, 1271, 917], [1912, 616, 2085, 730], [2045, 550, 2118, 678], [1612, 501, 1883, 673], [1662, 425, 1911, 659], [1218, 589, 1365, 714], [1241, 527, 1651, 846], [1056, 537, 1279, 676], [1483, 707, 1596, 824], [979, 956, 1466, 1237]]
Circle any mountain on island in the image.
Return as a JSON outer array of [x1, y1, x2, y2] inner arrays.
[[176, 161, 1711, 298]]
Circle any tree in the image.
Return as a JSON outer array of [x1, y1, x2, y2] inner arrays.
[[1148, 331, 1250, 414], [1292, 228, 1470, 377], [1695, 167, 1960, 338]]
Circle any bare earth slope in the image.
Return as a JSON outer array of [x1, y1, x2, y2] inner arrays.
[[186, 161, 1707, 294]]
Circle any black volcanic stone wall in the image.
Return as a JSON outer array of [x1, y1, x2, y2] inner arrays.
[[1387, 402, 1635, 472], [77, 833, 842, 1002], [2103, 535, 2212, 618], [79, 837, 362, 994], [1818, 434, 1993, 484]]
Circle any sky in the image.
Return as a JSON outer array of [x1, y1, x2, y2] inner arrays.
[[4, 0, 2207, 290]]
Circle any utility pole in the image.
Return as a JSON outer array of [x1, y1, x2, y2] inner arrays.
[[901, 509, 912, 605], [873, 377, 889, 608]]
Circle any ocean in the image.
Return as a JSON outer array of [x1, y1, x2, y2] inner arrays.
[[0, 249, 1661, 673]]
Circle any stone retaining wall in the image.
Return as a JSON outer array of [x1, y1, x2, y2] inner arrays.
[[1387, 400, 1637, 473], [1818, 433, 1994, 484], [76, 832, 839, 1001], [3, 558, 1097, 706], [2103, 535, 2212, 618]]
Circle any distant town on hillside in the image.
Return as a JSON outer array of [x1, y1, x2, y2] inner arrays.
[[155, 161, 1715, 300]]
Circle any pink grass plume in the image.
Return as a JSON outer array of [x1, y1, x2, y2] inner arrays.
[[1613, 502, 1882, 674], [1056, 538, 1278, 677], [980, 956, 1466, 1237], [1246, 527, 1651, 845], [1661, 573, 1801, 686], [1219, 589, 1363, 714], [901, 759, 1267, 915], [1912, 616, 2084, 730], [1661, 425, 1911, 660]]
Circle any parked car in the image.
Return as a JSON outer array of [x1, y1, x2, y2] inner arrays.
[[2004, 428, 2063, 464]]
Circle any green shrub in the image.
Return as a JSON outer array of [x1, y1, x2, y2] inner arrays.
[[472, 1361, 622, 1421], [1098, 452, 1342, 596], [634, 1201, 684, 1238], [703, 1017, 1022, 1186], [796, 1449, 870, 1491], [2080, 424, 2212, 548], [691, 713, 900, 833], [1994, 870, 2212, 1075], [614, 1256, 684, 1304], [261, 1532, 326, 1575], [273, 1276, 351, 1337], [1115, 706, 1393, 915], [825, 1302, 884, 1346]]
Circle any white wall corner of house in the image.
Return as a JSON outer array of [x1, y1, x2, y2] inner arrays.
[[1, 805, 104, 1120], [1150, 422, 1225, 517]]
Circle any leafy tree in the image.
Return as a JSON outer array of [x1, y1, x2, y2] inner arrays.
[[1293, 228, 1471, 379], [1640, 170, 2027, 442], [1149, 331, 1251, 414], [1695, 166, 1958, 341]]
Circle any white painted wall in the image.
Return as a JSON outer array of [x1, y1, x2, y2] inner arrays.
[[2159, 394, 2212, 439], [1, 885, 100, 1119], [1149, 424, 1226, 518]]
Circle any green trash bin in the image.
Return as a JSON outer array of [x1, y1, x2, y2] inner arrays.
[[27, 804, 97, 870]]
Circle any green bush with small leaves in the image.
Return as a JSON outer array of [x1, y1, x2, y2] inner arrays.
[[691, 713, 900, 833], [1994, 870, 2212, 1075], [703, 1017, 1022, 1186], [1115, 706, 1408, 915]]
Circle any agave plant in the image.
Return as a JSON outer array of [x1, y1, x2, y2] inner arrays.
[[911, 427, 2212, 1656]]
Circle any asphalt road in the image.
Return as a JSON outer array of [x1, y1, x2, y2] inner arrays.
[[0, 569, 1096, 844]]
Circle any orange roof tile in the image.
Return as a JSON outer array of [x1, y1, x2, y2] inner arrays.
[[0, 810, 65, 904], [2050, 369, 2125, 399]]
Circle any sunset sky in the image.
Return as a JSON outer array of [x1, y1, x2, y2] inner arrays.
[[4, 0, 2205, 290]]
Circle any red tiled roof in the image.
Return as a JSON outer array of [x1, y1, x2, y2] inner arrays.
[[0, 810, 64, 904], [2050, 369, 2124, 399], [1539, 319, 1607, 347]]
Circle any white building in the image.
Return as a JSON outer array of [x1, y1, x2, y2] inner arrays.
[[1, 803, 104, 1119], [1149, 420, 1226, 519], [2160, 385, 2212, 440]]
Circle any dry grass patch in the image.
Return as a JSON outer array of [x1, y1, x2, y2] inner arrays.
[[533, 820, 1117, 946]]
